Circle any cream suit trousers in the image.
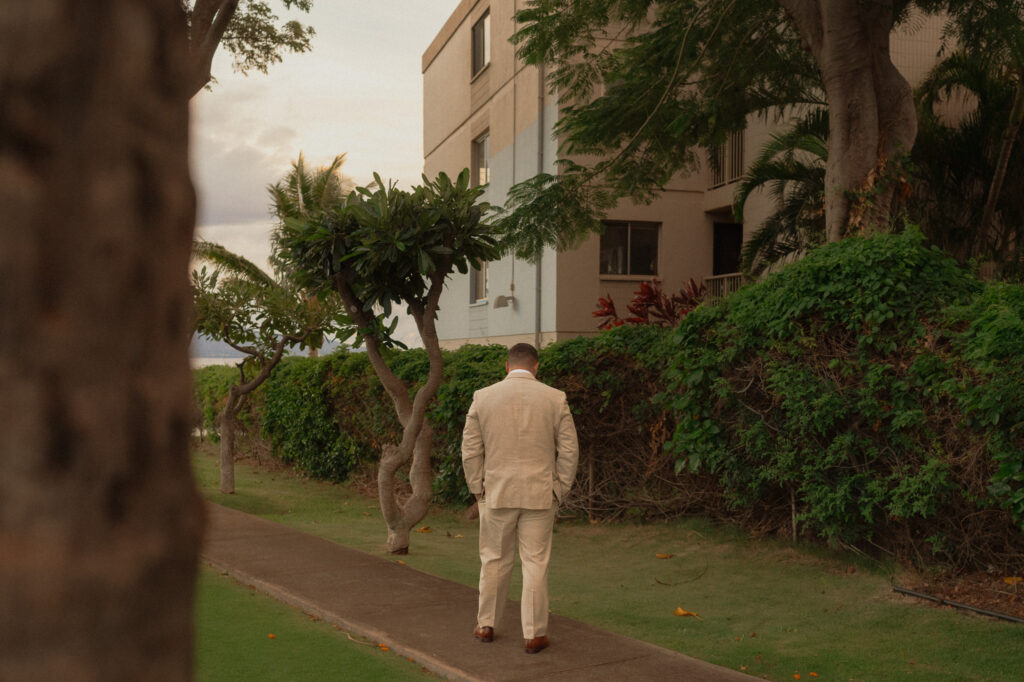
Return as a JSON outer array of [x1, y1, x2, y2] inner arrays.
[[476, 499, 557, 639]]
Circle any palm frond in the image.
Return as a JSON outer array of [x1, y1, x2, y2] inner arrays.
[[732, 107, 827, 274], [733, 108, 827, 222], [269, 152, 351, 221], [192, 240, 275, 288]]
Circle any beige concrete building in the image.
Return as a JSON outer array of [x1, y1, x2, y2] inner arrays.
[[423, 1, 945, 349]]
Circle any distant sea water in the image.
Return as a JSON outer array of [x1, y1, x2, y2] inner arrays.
[[190, 356, 243, 368]]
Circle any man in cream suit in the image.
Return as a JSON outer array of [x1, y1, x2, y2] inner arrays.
[[461, 343, 579, 654]]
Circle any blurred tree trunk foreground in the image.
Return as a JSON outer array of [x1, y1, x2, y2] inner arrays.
[[0, 1, 204, 679]]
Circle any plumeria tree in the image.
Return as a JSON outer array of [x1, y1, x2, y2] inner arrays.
[[275, 169, 501, 553], [192, 240, 347, 493]]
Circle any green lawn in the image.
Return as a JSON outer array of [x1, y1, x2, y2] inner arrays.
[[195, 566, 436, 681], [193, 443, 1024, 681]]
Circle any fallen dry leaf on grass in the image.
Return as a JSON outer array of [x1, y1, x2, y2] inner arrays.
[[1003, 576, 1022, 585], [656, 553, 674, 559], [345, 633, 375, 647], [415, 526, 432, 533], [673, 606, 702, 619]]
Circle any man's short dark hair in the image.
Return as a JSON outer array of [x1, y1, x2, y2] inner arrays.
[[508, 342, 538, 367]]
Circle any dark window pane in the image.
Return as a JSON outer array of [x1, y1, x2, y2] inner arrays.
[[630, 224, 658, 275], [470, 263, 487, 302], [473, 133, 489, 186], [599, 222, 629, 274], [472, 12, 490, 75]]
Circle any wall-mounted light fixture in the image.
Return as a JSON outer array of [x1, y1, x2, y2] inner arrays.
[[493, 294, 515, 309], [494, 266, 516, 309]]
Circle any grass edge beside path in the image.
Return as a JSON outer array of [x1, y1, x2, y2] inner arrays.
[[194, 565, 437, 681], [192, 444, 1024, 682]]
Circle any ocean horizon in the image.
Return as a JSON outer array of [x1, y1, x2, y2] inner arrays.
[[190, 356, 243, 368]]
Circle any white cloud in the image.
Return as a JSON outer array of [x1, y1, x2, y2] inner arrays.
[[190, 2, 465, 351]]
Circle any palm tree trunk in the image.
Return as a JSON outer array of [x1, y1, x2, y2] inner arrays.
[[976, 77, 1024, 261]]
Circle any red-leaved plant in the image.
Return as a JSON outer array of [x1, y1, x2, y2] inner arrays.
[[594, 278, 706, 330]]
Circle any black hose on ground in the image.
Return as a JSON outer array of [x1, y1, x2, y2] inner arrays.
[[892, 584, 1024, 624]]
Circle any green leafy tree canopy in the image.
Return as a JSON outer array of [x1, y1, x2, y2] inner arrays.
[[182, 0, 316, 97], [502, 0, 939, 256]]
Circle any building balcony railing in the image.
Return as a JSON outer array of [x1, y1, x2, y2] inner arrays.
[[705, 272, 744, 300], [709, 130, 745, 189]]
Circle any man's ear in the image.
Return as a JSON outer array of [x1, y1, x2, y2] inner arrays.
[[505, 361, 511, 374]]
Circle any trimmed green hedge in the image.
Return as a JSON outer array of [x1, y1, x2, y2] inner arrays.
[[192, 228, 1023, 569], [193, 364, 238, 439], [261, 357, 358, 481], [430, 344, 508, 504]]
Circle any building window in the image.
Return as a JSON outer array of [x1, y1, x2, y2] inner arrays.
[[710, 129, 744, 188], [599, 221, 659, 276], [472, 132, 490, 186], [470, 262, 488, 302], [472, 11, 490, 77]]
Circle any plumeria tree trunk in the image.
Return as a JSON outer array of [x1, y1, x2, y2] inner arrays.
[[378, 422, 436, 553], [0, 1, 204, 678], [780, 0, 917, 241], [336, 271, 448, 554], [216, 340, 290, 494], [377, 303, 445, 554], [218, 385, 244, 494]]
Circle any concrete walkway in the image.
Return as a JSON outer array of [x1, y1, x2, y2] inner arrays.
[[201, 503, 758, 681]]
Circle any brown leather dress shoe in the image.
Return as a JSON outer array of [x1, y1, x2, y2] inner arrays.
[[473, 626, 494, 642], [524, 635, 549, 654]]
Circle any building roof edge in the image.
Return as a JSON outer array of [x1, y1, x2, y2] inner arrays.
[[422, 0, 481, 73]]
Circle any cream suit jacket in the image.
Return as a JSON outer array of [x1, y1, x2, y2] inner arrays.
[[461, 372, 579, 510]]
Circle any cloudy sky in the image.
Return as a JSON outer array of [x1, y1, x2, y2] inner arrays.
[[192, 1, 463, 269]]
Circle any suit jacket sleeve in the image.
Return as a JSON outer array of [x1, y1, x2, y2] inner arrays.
[[554, 395, 579, 502], [461, 394, 485, 496]]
